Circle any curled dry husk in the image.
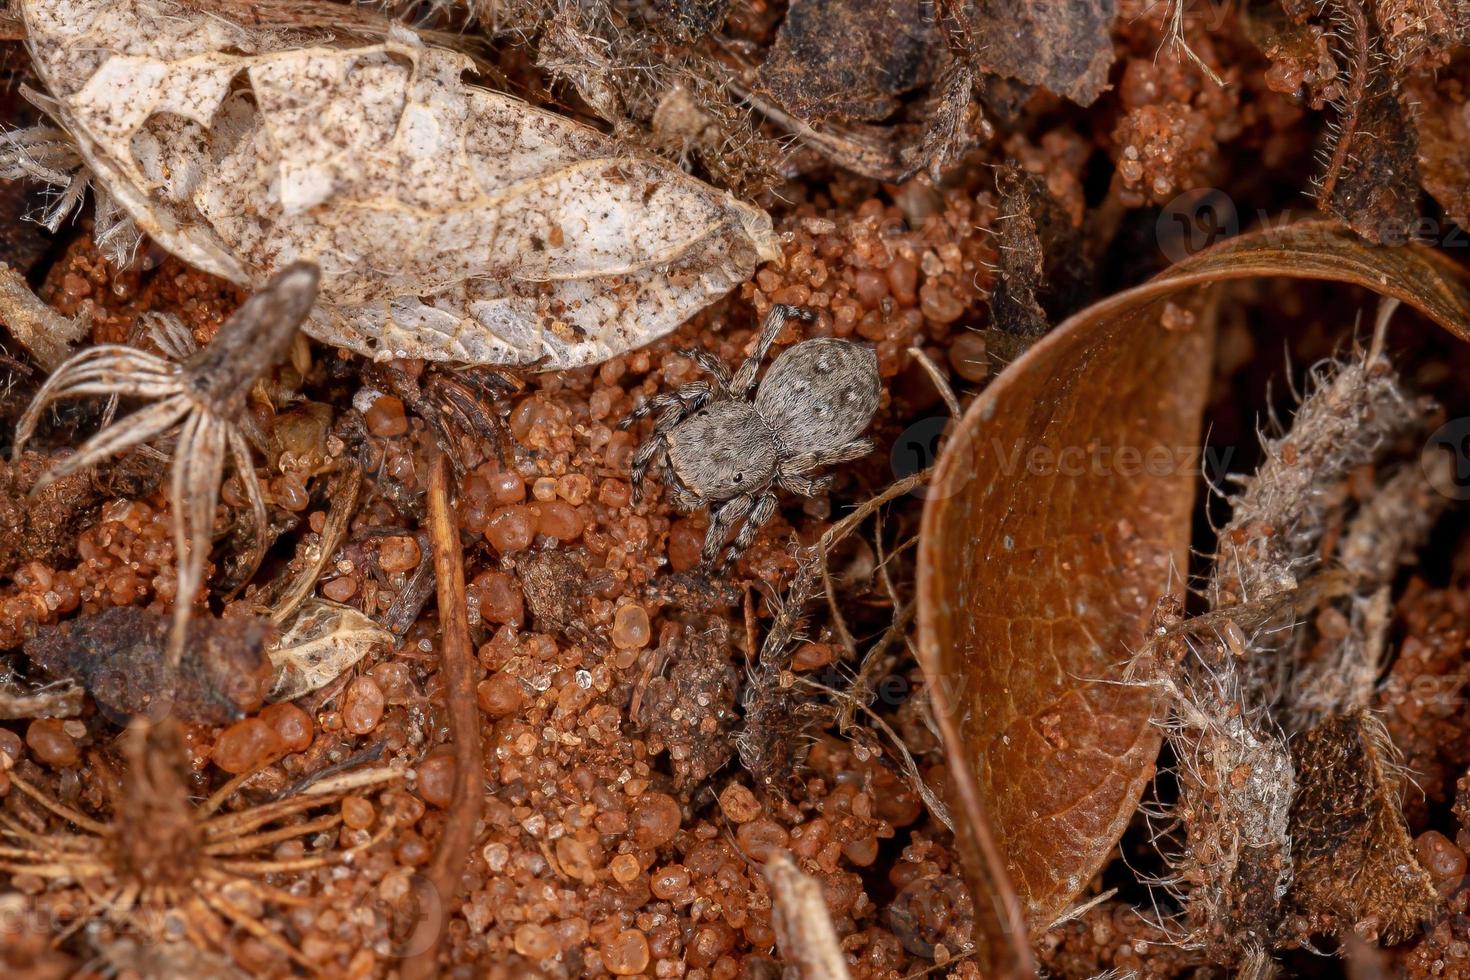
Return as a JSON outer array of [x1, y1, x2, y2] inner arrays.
[[916, 220, 1470, 975], [19, 0, 779, 368], [268, 598, 394, 702]]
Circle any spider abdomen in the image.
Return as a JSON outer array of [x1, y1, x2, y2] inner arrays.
[[754, 339, 879, 454]]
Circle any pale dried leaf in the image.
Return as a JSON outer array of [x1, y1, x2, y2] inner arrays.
[[21, 0, 779, 368], [268, 598, 394, 702]]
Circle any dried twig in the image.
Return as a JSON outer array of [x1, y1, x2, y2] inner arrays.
[[403, 451, 484, 979], [269, 464, 363, 625], [763, 851, 853, 980], [0, 262, 89, 371]]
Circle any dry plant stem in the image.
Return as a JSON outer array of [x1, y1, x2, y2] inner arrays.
[[1319, 0, 1370, 202], [0, 678, 82, 718], [763, 851, 853, 980], [403, 451, 484, 980], [799, 675, 952, 830], [755, 468, 932, 672], [269, 464, 363, 624], [906, 345, 962, 420], [0, 262, 90, 371]]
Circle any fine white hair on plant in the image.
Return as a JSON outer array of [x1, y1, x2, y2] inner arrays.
[[13, 263, 320, 672], [1129, 305, 1443, 962]]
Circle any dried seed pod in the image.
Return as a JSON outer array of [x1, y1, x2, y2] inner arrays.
[[19, 0, 778, 368], [13, 262, 320, 668], [268, 598, 395, 702]]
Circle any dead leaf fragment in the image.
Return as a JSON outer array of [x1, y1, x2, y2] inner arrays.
[[25, 606, 274, 723], [21, 0, 779, 368], [759, 0, 937, 123], [268, 598, 394, 702], [917, 220, 1470, 967], [967, 0, 1118, 106], [1407, 54, 1470, 231], [1289, 710, 1440, 941]]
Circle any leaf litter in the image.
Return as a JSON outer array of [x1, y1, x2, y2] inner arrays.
[[2, 3, 1470, 979], [15, 0, 778, 368]]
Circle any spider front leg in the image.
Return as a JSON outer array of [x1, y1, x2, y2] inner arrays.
[[701, 493, 754, 565], [620, 380, 715, 501], [730, 305, 815, 396], [618, 380, 714, 432], [629, 434, 668, 502], [701, 491, 780, 570], [722, 491, 778, 568], [673, 347, 733, 394]]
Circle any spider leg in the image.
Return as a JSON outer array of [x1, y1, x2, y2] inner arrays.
[[719, 491, 779, 570], [701, 493, 756, 566], [617, 380, 714, 432], [630, 433, 668, 503], [777, 470, 834, 497], [730, 305, 815, 396], [780, 437, 876, 478], [674, 347, 733, 392]]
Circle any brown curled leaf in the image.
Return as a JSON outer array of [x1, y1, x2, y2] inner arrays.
[[916, 220, 1470, 968]]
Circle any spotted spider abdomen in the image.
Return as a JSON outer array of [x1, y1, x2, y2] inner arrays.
[[754, 339, 879, 454], [666, 400, 780, 503]]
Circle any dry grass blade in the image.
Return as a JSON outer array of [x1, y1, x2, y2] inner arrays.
[[402, 451, 483, 979]]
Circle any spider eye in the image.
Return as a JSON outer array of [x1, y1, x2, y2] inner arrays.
[[733, 473, 743, 483]]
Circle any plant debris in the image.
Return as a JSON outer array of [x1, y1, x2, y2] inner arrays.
[[2, 3, 1470, 977], [18, 0, 778, 368], [25, 605, 273, 724]]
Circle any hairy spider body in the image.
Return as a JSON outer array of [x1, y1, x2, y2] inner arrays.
[[622, 305, 880, 567]]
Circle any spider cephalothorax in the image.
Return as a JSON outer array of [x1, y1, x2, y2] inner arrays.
[[621, 305, 880, 567]]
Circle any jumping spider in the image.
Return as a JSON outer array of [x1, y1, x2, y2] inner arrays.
[[621, 305, 880, 568]]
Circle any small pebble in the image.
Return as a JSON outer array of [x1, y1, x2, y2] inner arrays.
[[631, 792, 681, 847], [609, 852, 642, 884], [378, 535, 421, 573], [213, 718, 285, 774], [718, 783, 761, 824], [603, 928, 651, 976], [536, 500, 584, 541], [416, 753, 456, 807], [477, 673, 524, 718], [515, 923, 557, 960], [1416, 830, 1467, 883], [612, 604, 651, 650], [25, 718, 78, 768], [365, 395, 409, 437], [260, 702, 313, 753], [342, 796, 376, 830], [343, 676, 386, 735], [485, 505, 536, 554]]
